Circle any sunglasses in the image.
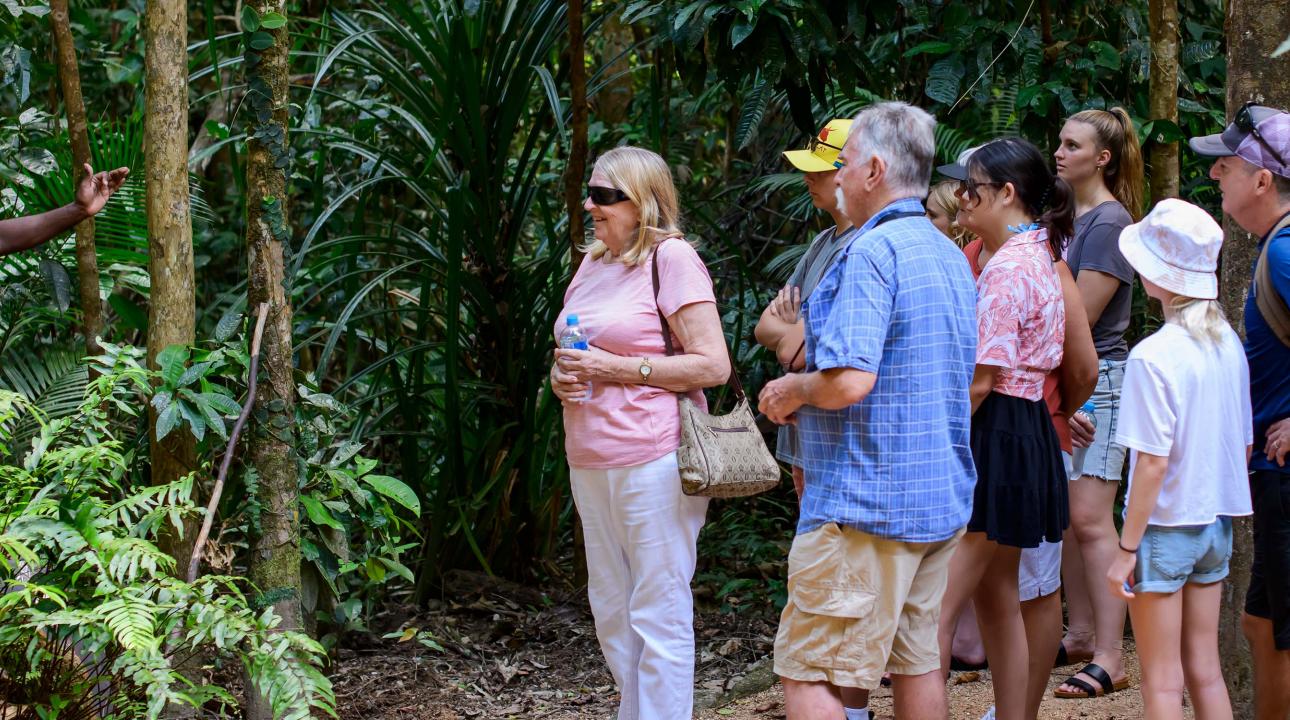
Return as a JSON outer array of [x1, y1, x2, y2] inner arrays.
[[1236, 102, 1287, 167], [587, 185, 630, 206], [955, 179, 1004, 201]]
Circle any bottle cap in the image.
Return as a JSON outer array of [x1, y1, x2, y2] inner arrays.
[[566, 314, 579, 325], [1080, 400, 1096, 414]]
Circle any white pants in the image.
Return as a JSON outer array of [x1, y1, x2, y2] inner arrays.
[[570, 451, 709, 720]]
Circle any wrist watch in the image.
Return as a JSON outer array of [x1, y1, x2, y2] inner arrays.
[[638, 357, 653, 384]]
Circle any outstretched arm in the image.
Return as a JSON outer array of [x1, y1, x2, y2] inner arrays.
[[0, 163, 129, 256]]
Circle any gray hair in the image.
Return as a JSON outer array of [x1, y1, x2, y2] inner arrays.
[[847, 102, 937, 199]]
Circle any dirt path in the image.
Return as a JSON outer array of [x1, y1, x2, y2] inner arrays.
[[328, 572, 1160, 719], [699, 641, 1165, 720]]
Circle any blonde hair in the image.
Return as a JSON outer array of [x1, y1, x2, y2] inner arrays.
[[1068, 107, 1145, 220], [584, 146, 684, 267], [1170, 296, 1230, 345], [927, 180, 975, 248]]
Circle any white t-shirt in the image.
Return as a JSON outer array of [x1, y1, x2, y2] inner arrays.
[[1116, 322, 1253, 527]]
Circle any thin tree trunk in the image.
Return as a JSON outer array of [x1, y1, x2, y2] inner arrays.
[[242, 1, 303, 716], [594, 9, 635, 126], [49, 0, 104, 361], [566, 0, 587, 270], [1148, 0, 1181, 204], [144, 0, 197, 575], [1219, 0, 1290, 710]]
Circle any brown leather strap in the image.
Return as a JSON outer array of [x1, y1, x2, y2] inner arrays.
[[650, 238, 746, 401], [1255, 212, 1290, 348]]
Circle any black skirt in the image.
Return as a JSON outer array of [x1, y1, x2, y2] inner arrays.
[[968, 391, 1069, 548]]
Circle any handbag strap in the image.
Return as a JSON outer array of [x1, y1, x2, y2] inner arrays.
[[650, 238, 748, 402]]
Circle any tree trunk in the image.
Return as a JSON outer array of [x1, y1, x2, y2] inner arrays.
[[241, 2, 303, 716], [1148, 0, 1180, 204], [565, 0, 587, 270], [1219, 0, 1290, 710], [49, 0, 104, 361], [144, 0, 197, 574], [594, 9, 635, 126]]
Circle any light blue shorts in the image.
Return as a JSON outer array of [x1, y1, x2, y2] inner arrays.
[[1132, 517, 1233, 594], [1071, 359, 1128, 482]]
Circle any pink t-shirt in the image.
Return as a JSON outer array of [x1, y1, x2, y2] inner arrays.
[[556, 239, 717, 469], [976, 229, 1065, 401]]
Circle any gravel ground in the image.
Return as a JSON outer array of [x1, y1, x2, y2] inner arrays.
[[699, 640, 1175, 720]]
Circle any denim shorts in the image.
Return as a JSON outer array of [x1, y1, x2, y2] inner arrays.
[[1071, 359, 1128, 482], [1132, 517, 1233, 594]]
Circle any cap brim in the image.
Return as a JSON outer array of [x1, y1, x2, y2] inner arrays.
[[1188, 133, 1237, 157], [783, 149, 838, 172], [936, 162, 967, 181], [1118, 222, 1219, 300]]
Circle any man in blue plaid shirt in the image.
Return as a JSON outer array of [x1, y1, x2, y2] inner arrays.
[[759, 102, 978, 720]]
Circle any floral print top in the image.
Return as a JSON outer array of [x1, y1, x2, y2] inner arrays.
[[976, 229, 1065, 401]]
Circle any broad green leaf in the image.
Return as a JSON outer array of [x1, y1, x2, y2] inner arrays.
[[1088, 40, 1121, 70], [362, 475, 420, 515], [177, 361, 212, 388], [379, 558, 415, 583], [37, 258, 71, 312], [156, 402, 180, 440], [156, 345, 190, 386], [241, 5, 260, 31], [178, 400, 206, 442], [200, 392, 242, 416], [249, 32, 274, 50], [903, 40, 953, 58], [301, 496, 343, 530], [259, 12, 286, 29]]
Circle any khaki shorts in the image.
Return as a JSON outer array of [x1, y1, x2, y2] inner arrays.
[[773, 523, 962, 689]]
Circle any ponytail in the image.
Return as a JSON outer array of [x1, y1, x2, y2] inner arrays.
[[1038, 177, 1076, 260], [1069, 107, 1145, 220], [1170, 297, 1230, 346]]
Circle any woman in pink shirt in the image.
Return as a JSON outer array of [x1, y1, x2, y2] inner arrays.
[[550, 146, 730, 720], [936, 138, 1075, 720]]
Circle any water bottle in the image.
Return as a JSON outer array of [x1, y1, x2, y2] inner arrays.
[[1077, 400, 1097, 429], [558, 314, 591, 402]]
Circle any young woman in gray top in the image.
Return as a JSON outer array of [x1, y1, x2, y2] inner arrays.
[[1052, 106, 1145, 700]]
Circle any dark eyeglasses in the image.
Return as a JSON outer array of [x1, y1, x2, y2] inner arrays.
[[587, 185, 630, 206], [955, 179, 1004, 201], [808, 136, 845, 154], [1236, 102, 1287, 167]]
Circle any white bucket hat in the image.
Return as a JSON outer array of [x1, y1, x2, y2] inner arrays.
[[1118, 198, 1223, 300]]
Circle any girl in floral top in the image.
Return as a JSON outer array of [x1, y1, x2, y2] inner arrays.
[[935, 138, 1075, 720]]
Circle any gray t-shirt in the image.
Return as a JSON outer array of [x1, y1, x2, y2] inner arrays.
[[1067, 201, 1135, 361], [776, 225, 855, 464]]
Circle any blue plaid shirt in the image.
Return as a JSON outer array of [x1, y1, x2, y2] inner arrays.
[[796, 198, 979, 543]]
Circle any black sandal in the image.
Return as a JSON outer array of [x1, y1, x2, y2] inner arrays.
[[1053, 662, 1129, 699], [1053, 641, 1092, 668]]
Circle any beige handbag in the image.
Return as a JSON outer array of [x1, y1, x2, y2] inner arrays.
[[651, 242, 780, 498]]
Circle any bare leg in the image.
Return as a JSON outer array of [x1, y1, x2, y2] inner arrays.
[[938, 532, 997, 678], [1179, 582, 1232, 720], [974, 546, 1027, 720], [1126, 589, 1185, 720], [1058, 477, 1126, 694], [1021, 590, 1063, 718], [839, 687, 869, 716], [1243, 612, 1290, 720], [953, 601, 987, 666], [1059, 526, 1096, 659], [891, 669, 948, 720], [782, 678, 843, 720]]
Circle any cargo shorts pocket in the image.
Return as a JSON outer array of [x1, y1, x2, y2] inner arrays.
[[784, 580, 877, 671]]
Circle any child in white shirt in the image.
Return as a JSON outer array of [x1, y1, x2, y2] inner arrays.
[[1106, 199, 1253, 719]]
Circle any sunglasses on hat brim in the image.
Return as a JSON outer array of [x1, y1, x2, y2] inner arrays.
[[587, 185, 630, 206], [808, 136, 845, 155], [1236, 101, 1287, 167]]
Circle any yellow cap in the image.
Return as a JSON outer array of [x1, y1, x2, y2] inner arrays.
[[783, 119, 853, 172]]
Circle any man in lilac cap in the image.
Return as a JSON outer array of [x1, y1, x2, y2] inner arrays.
[[1191, 102, 1290, 720]]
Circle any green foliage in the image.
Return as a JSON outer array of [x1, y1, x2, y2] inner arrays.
[[0, 363, 334, 718], [149, 343, 244, 443]]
